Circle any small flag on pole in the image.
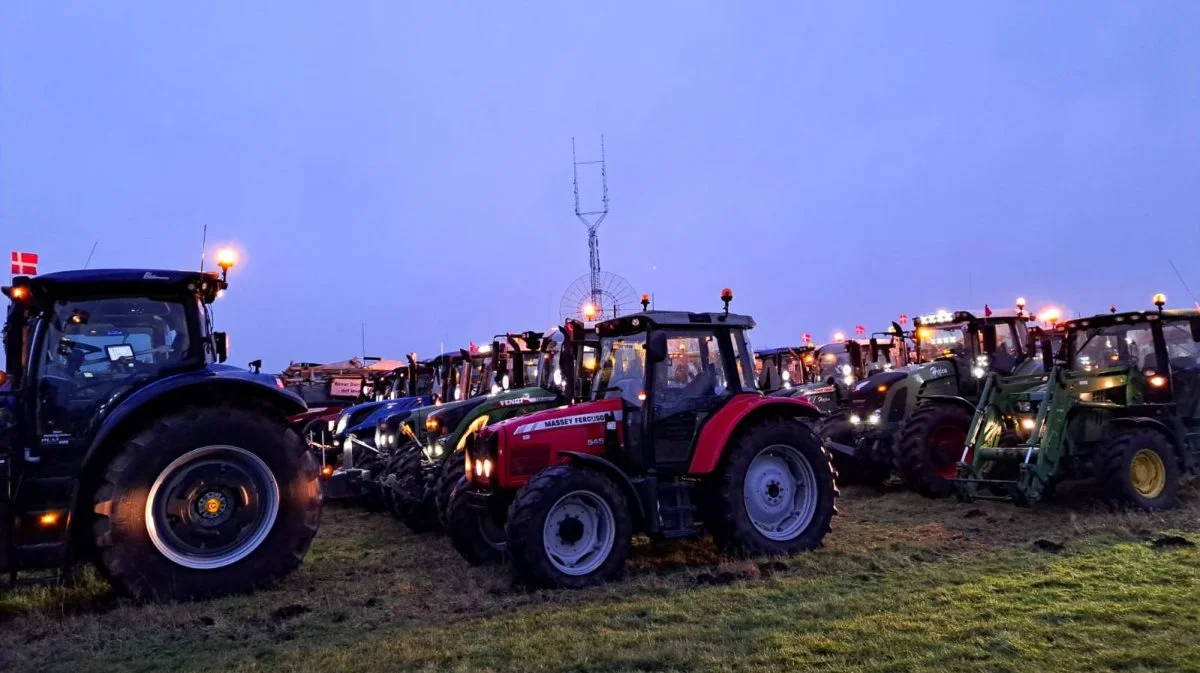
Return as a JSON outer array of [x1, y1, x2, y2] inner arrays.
[[11, 251, 38, 275], [984, 304, 993, 317], [855, 324, 866, 336], [898, 313, 908, 326]]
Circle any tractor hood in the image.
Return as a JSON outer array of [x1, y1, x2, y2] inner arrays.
[[480, 397, 623, 485], [341, 395, 431, 438], [333, 400, 389, 439]]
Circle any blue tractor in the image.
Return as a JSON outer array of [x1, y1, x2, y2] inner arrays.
[[0, 265, 320, 600]]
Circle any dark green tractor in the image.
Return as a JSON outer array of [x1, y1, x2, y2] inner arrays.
[[957, 298, 1200, 509], [379, 323, 599, 532], [830, 304, 1038, 496]]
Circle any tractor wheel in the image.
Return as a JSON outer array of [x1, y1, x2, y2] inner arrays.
[[895, 402, 973, 499], [1099, 428, 1181, 510], [447, 479, 507, 566], [91, 407, 321, 600], [433, 451, 466, 528], [820, 411, 888, 487], [378, 449, 409, 520], [506, 465, 632, 589], [710, 417, 837, 556], [392, 443, 440, 533], [357, 450, 387, 512]]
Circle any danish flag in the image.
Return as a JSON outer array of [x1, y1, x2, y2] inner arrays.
[[11, 251, 38, 275], [802, 332, 812, 344], [898, 313, 908, 326], [984, 304, 993, 317], [855, 324, 866, 336]]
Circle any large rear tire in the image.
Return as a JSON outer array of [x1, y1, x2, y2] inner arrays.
[[506, 465, 632, 589], [92, 407, 321, 600], [710, 417, 836, 555], [895, 401, 973, 499], [447, 480, 508, 566], [1099, 428, 1181, 510]]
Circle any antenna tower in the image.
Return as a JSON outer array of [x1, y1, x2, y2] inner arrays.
[[573, 136, 608, 307]]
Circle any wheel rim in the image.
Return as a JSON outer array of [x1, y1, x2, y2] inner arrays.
[[541, 490, 616, 576], [743, 444, 819, 541], [478, 506, 507, 551], [145, 445, 280, 570], [1130, 448, 1166, 498], [929, 425, 967, 480]]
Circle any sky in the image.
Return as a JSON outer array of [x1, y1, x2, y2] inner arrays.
[[3, 1, 1199, 372]]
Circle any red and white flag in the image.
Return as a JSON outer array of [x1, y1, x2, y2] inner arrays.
[[898, 313, 908, 326], [984, 304, 993, 317], [11, 251, 38, 275], [855, 324, 866, 336]]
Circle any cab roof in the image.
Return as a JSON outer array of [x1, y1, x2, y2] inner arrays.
[[596, 310, 755, 336], [756, 345, 812, 357], [6, 269, 224, 304], [1059, 308, 1198, 333], [913, 308, 1027, 327]]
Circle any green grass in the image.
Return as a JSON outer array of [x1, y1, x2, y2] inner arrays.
[[2, 484, 1198, 673]]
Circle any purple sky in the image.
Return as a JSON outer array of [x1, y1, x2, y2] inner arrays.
[[4, 2, 1199, 372]]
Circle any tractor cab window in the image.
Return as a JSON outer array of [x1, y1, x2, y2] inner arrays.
[[816, 344, 853, 382], [660, 334, 726, 396], [916, 323, 969, 362], [976, 322, 1022, 374], [37, 297, 195, 442], [1071, 325, 1157, 372], [413, 368, 434, 397], [650, 331, 734, 467], [730, 333, 757, 391], [593, 333, 646, 407]]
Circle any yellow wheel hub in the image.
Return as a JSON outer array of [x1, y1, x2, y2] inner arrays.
[[204, 497, 223, 515], [1130, 449, 1166, 498]]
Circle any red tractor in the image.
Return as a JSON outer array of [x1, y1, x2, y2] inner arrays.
[[449, 292, 838, 588]]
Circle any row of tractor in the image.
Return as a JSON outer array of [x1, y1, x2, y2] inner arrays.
[[311, 291, 1200, 588], [4, 258, 1197, 600]]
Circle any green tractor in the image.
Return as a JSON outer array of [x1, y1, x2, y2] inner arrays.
[[829, 303, 1039, 496], [957, 297, 1200, 509], [378, 323, 598, 532]]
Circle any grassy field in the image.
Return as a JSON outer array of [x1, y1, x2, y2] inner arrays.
[[2, 482, 1198, 673]]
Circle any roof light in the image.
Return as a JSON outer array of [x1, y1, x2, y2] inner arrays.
[[833, 332, 846, 343], [216, 247, 237, 272], [38, 512, 61, 527], [1015, 297, 1026, 311], [582, 303, 597, 320], [1149, 375, 1167, 388], [9, 286, 28, 300], [640, 294, 650, 310], [1153, 293, 1167, 310]]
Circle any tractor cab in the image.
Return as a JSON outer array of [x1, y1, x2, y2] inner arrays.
[[755, 345, 814, 393], [957, 296, 1200, 509], [452, 291, 836, 587], [1, 265, 319, 599]]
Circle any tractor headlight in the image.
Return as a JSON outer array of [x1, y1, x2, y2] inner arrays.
[[335, 415, 349, 435], [868, 410, 881, 425], [850, 414, 862, 425], [474, 458, 484, 477], [375, 426, 383, 447], [327, 419, 336, 432], [1020, 417, 1036, 431], [388, 433, 396, 446], [972, 354, 989, 379], [482, 458, 493, 478]]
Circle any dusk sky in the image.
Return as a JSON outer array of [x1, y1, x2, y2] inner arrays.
[[3, 2, 1199, 372]]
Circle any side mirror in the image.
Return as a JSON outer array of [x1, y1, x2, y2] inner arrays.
[[249, 359, 263, 374], [982, 325, 998, 354], [213, 332, 229, 364], [646, 330, 668, 364], [1191, 316, 1200, 343], [846, 341, 864, 372]]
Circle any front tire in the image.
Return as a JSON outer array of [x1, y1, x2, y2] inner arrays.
[[92, 407, 321, 600], [710, 417, 837, 555], [433, 451, 466, 528], [391, 442, 440, 532], [447, 480, 508, 566], [506, 465, 632, 589], [1099, 428, 1181, 510], [895, 401, 973, 499]]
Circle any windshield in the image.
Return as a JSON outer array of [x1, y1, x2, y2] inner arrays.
[[592, 332, 647, 406], [815, 344, 852, 380], [916, 323, 970, 362], [1071, 324, 1158, 372]]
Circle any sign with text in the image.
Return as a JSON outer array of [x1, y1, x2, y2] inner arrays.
[[329, 377, 363, 399]]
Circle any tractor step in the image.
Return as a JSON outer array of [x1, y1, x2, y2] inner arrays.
[[654, 480, 699, 539], [976, 446, 1038, 462]]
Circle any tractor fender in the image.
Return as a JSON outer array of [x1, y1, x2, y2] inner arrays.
[[1108, 416, 1193, 471], [687, 396, 821, 476], [914, 394, 977, 415], [82, 367, 305, 470], [557, 450, 647, 532]]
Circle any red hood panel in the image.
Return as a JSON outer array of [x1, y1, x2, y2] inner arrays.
[[490, 398, 625, 487]]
